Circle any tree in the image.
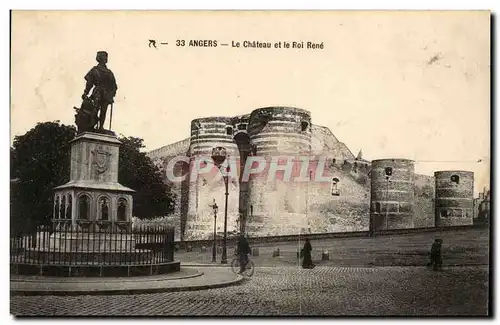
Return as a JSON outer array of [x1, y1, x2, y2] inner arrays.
[[117, 136, 175, 219], [10, 121, 175, 232], [10, 121, 76, 231]]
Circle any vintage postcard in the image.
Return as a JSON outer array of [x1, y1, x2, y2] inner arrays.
[[9, 10, 491, 316]]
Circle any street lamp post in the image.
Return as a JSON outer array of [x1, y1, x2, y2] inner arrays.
[[212, 147, 230, 264], [384, 167, 393, 231], [222, 177, 229, 264], [385, 176, 390, 230], [371, 213, 376, 238], [211, 200, 218, 262]]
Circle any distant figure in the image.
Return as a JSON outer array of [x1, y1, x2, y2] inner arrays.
[[302, 238, 315, 269], [427, 239, 443, 271], [236, 233, 251, 274]]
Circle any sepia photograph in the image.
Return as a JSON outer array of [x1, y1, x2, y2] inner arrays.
[[9, 9, 491, 317]]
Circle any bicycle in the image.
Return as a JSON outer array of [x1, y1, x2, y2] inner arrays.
[[231, 255, 255, 277]]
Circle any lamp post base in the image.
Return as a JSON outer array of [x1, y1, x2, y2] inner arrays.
[[212, 246, 216, 262], [212, 220, 217, 263], [221, 253, 228, 264]]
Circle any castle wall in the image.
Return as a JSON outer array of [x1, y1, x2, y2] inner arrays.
[[307, 157, 371, 233], [147, 108, 469, 240], [148, 138, 191, 160], [310, 125, 355, 160], [413, 174, 435, 228], [434, 171, 474, 227], [147, 138, 190, 240]]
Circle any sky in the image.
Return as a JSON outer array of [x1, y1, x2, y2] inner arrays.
[[10, 11, 490, 194]]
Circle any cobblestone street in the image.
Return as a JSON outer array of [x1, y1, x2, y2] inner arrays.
[[10, 265, 489, 316]]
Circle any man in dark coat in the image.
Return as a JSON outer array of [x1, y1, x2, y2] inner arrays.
[[236, 233, 251, 274], [82, 51, 118, 131], [302, 238, 314, 269], [427, 239, 443, 271]]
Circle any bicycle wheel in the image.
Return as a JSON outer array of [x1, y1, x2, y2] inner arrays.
[[231, 258, 240, 274], [243, 259, 255, 277]]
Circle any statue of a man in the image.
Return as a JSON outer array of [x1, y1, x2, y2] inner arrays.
[[82, 51, 118, 131]]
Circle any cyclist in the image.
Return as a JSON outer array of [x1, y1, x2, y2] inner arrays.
[[236, 233, 251, 274]]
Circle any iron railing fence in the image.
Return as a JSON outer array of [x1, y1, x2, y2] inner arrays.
[[10, 221, 175, 266]]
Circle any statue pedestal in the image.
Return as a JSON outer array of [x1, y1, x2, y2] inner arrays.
[[53, 131, 135, 225], [45, 132, 148, 265]]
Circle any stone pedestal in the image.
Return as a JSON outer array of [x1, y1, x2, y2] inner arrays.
[[52, 132, 135, 226]]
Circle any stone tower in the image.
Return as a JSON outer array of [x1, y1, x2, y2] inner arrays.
[[434, 170, 474, 227], [185, 117, 240, 240], [246, 106, 312, 236], [370, 159, 415, 231]]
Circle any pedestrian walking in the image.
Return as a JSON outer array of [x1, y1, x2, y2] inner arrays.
[[301, 238, 315, 269], [427, 239, 443, 271]]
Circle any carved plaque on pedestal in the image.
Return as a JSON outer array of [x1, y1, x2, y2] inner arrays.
[[92, 146, 111, 174]]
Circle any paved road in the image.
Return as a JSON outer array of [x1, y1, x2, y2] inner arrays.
[[10, 265, 489, 316]]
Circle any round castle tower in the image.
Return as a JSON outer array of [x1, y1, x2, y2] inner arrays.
[[185, 117, 240, 240], [246, 107, 312, 237], [434, 171, 474, 227], [370, 159, 415, 231]]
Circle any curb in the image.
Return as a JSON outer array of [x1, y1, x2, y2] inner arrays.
[[182, 263, 489, 268], [181, 264, 232, 267], [442, 263, 490, 267], [10, 275, 244, 296], [367, 263, 490, 268], [11, 270, 205, 283]]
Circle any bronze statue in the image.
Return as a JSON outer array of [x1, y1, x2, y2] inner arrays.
[[74, 51, 118, 134], [74, 98, 98, 133]]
